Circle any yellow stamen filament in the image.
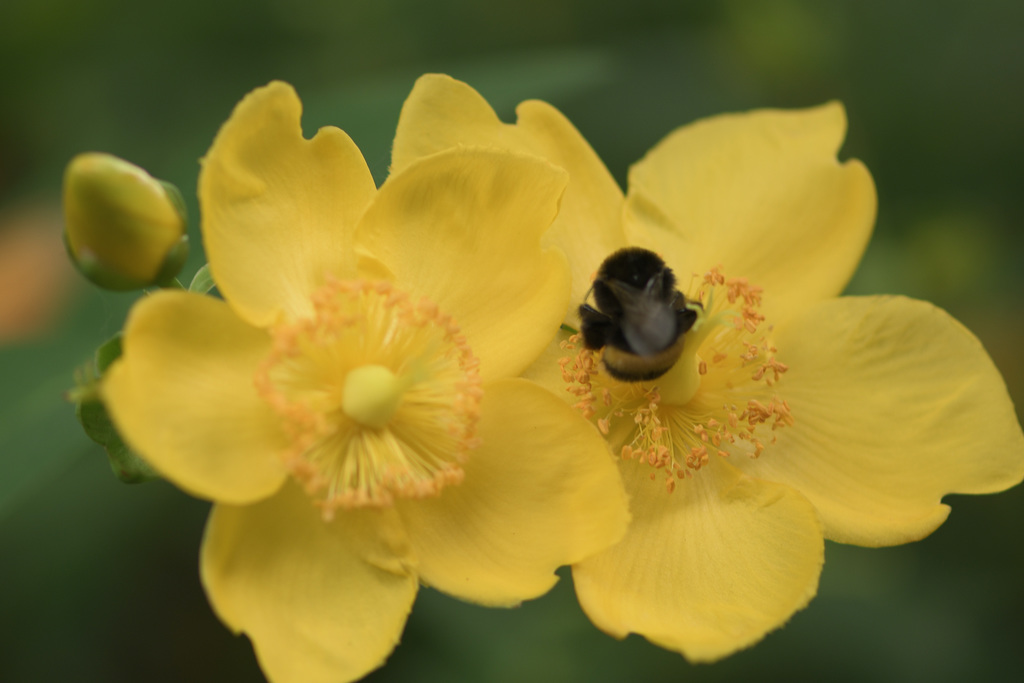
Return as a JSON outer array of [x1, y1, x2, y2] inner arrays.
[[255, 278, 482, 517], [561, 266, 793, 493]]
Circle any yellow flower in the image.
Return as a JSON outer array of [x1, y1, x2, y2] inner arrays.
[[101, 82, 629, 683], [392, 75, 1024, 661]]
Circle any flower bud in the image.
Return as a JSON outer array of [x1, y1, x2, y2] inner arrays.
[[63, 152, 188, 290], [72, 333, 160, 484]]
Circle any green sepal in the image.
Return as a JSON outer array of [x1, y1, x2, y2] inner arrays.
[[72, 331, 159, 484], [157, 179, 188, 225], [188, 263, 216, 294], [94, 333, 123, 374], [152, 233, 190, 288], [76, 399, 159, 484]]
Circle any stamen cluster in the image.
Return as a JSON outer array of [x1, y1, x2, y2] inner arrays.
[[255, 278, 482, 516], [561, 267, 794, 492]]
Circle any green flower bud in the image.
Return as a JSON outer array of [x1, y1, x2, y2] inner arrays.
[[73, 333, 160, 484], [62, 152, 189, 290]]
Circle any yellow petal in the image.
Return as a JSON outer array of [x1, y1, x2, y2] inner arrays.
[[623, 102, 876, 326], [395, 378, 629, 607], [520, 326, 578, 402], [102, 291, 288, 504], [573, 459, 823, 662], [739, 295, 1024, 546], [200, 81, 377, 327], [392, 74, 627, 320], [201, 483, 418, 683], [355, 148, 570, 382]]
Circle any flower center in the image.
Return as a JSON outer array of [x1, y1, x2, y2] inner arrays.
[[255, 278, 482, 517], [562, 266, 793, 492], [342, 365, 404, 429]]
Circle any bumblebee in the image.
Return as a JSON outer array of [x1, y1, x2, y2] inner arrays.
[[578, 247, 698, 382]]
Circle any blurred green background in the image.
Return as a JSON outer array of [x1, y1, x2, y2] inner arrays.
[[2, 0, 1023, 681]]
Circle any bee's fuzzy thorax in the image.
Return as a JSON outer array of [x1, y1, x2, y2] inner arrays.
[[578, 248, 697, 382]]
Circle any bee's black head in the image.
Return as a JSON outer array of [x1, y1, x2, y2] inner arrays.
[[592, 248, 676, 315], [597, 247, 669, 286]]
